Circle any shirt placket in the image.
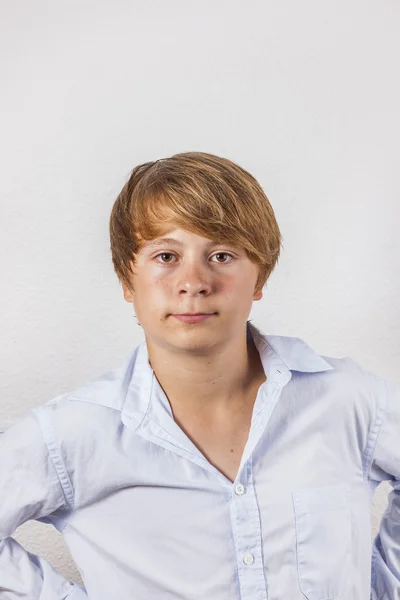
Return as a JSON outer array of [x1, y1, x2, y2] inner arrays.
[[230, 369, 292, 600]]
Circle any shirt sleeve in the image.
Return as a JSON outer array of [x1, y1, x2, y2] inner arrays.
[[368, 377, 400, 600], [0, 406, 88, 599]]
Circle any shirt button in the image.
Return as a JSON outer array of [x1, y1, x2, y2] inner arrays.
[[234, 484, 245, 495], [243, 553, 254, 565]]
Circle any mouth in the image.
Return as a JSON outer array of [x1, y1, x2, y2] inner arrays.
[[175, 313, 215, 316], [172, 313, 216, 323]]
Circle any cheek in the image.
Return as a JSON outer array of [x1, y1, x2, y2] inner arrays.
[[226, 278, 256, 303], [138, 276, 170, 302]]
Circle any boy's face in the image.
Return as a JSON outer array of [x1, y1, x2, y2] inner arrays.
[[121, 226, 263, 352]]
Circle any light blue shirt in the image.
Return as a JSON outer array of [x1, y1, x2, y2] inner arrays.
[[1, 321, 399, 600]]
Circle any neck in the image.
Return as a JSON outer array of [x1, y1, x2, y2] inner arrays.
[[145, 325, 267, 419]]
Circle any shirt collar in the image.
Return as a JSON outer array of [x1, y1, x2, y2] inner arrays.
[[247, 320, 334, 374], [121, 320, 334, 431]]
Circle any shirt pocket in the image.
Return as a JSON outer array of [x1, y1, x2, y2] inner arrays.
[[292, 483, 352, 600]]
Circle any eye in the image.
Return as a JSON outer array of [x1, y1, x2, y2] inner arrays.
[[154, 252, 176, 264], [211, 252, 234, 264], [153, 252, 234, 264]]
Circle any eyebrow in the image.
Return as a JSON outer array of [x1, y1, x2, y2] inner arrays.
[[142, 237, 222, 249]]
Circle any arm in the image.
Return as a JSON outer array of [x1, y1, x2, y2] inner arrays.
[[368, 377, 400, 599], [0, 408, 88, 599]]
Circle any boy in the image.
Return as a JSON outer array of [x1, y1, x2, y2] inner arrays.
[[0, 151, 399, 599]]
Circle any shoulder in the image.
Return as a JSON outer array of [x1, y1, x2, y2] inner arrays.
[[313, 354, 388, 424], [321, 353, 386, 390], [32, 351, 137, 445]]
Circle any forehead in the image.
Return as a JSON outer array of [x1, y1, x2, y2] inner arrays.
[[139, 227, 224, 249], [142, 237, 223, 249]]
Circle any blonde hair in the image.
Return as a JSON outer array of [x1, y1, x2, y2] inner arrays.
[[109, 151, 283, 294]]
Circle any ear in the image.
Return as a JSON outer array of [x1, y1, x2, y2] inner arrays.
[[253, 280, 264, 301], [122, 281, 134, 302]]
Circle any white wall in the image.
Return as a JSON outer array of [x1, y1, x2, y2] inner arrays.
[[1, 0, 399, 587]]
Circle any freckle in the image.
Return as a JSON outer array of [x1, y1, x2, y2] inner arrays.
[[230, 449, 233, 453]]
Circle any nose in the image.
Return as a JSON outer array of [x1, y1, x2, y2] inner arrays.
[[176, 261, 212, 296]]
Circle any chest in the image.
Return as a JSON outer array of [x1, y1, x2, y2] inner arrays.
[[173, 411, 253, 483], [199, 435, 248, 483], [67, 416, 365, 600], [168, 381, 267, 484]]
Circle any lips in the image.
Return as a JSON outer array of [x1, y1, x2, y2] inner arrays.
[[172, 313, 215, 323], [175, 313, 213, 316]]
